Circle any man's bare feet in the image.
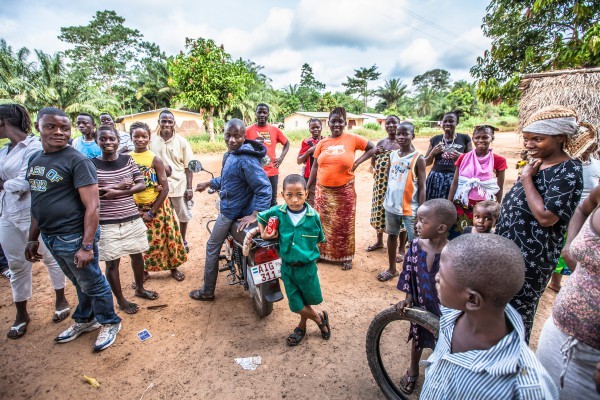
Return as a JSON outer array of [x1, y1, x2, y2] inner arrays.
[[118, 300, 139, 314]]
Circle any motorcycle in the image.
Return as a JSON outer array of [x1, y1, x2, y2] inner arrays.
[[189, 160, 284, 318]]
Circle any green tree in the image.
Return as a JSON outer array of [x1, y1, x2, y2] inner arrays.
[[317, 91, 337, 112], [297, 63, 325, 111], [228, 60, 280, 124], [169, 37, 253, 141], [332, 92, 364, 115], [415, 86, 442, 118], [132, 43, 177, 111], [444, 80, 478, 118], [58, 10, 145, 93], [0, 39, 34, 105], [277, 84, 301, 118], [413, 69, 451, 93], [342, 64, 381, 111], [472, 0, 600, 103], [375, 78, 407, 110]]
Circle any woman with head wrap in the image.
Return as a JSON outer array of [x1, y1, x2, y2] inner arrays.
[[495, 105, 585, 342]]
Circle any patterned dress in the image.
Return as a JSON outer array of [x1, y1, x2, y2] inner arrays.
[[370, 150, 391, 232], [496, 160, 583, 341], [397, 239, 442, 351], [131, 150, 187, 271]]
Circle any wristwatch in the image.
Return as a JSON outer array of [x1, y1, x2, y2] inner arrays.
[[81, 243, 93, 251]]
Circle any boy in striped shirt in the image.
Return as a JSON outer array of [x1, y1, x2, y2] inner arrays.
[[422, 234, 558, 399]]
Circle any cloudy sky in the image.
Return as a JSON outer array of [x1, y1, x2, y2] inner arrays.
[[0, 0, 491, 93]]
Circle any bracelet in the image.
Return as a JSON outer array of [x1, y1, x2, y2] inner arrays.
[[27, 240, 39, 244], [185, 188, 193, 192], [147, 211, 155, 219]]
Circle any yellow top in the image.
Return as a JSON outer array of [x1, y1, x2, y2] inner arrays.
[[131, 150, 160, 205]]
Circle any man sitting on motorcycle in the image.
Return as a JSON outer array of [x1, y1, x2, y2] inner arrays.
[[191, 118, 272, 301]]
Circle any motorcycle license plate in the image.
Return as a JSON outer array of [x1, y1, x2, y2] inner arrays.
[[251, 259, 282, 284]]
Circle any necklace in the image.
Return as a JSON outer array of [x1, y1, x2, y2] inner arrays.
[[442, 134, 455, 150]]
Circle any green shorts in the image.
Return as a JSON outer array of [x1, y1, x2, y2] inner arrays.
[[281, 261, 323, 313]]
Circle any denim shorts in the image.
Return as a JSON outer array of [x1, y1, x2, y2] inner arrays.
[[385, 211, 416, 241]]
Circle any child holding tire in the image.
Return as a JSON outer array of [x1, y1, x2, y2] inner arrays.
[[258, 174, 330, 346]]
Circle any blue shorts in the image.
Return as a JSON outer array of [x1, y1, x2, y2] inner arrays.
[[385, 211, 416, 242]]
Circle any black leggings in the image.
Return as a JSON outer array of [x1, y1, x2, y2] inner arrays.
[[268, 175, 278, 207]]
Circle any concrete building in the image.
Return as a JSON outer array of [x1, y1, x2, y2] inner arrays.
[[284, 111, 366, 131], [116, 108, 205, 136]]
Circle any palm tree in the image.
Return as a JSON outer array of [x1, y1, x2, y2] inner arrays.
[[376, 78, 407, 110], [0, 40, 35, 104], [415, 86, 441, 118]]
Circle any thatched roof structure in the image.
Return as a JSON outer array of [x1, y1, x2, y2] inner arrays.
[[518, 68, 600, 139]]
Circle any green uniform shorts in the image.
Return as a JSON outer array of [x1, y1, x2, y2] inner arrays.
[[281, 261, 323, 313]]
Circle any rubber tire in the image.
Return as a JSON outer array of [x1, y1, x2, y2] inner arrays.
[[365, 306, 440, 400], [245, 259, 273, 318]]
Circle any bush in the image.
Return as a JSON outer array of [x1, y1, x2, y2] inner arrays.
[[363, 122, 381, 131]]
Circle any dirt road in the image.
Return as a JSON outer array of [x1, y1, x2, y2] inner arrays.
[[0, 131, 557, 399]]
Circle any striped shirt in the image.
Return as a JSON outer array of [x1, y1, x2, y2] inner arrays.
[[420, 305, 558, 400], [92, 155, 143, 224]]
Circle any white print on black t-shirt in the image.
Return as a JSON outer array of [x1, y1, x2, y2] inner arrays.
[[28, 166, 64, 192]]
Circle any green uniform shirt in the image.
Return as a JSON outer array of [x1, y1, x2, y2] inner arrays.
[[257, 204, 325, 264]]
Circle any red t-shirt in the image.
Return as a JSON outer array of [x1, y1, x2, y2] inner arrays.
[[246, 124, 288, 177], [298, 137, 321, 179]]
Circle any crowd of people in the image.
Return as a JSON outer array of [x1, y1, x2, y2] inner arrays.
[[0, 101, 598, 398]]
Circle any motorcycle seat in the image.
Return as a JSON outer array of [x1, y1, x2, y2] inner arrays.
[[230, 221, 278, 248]]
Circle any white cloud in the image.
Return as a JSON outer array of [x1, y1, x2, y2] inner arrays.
[[394, 38, 439, 77]]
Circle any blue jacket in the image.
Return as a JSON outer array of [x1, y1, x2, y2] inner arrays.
[[210, 140, 272, 220]]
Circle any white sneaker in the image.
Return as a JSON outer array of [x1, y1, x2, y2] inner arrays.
[[93, 322, 122, 352], [55, 319, 101, 343]]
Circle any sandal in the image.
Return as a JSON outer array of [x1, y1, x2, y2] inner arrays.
[[318, 311, 331, 340], [189, 289, 215, 302], [135, 290, 159, 300], [366, 243, 384, 252], [341, 261, 352, 271], [171, 269, 185, 282], [1, 268, 11, 279], [286, 327, 306, 346], [183, 240, 190, 253], [52, 307, 71, 323], [7, 321, 28, 339], [377, 270, 399, 282], [399, 371, 419, 394]]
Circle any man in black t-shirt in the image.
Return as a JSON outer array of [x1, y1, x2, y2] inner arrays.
[[25, 107, 121, 352]]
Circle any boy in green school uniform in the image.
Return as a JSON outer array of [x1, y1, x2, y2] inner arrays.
[[257, 174, 331, 346]]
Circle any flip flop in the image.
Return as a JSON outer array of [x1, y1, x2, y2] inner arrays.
[[1, 268, 11, 279], [171, 269, 185, 282], [189, 289, 215, 301], [135, 290, 159, 300], [52, 307, 71, 323], [366, 244, 384, 252], [341, 261, 353, 271], [377, 270, 399, 282], [7, 321, 28, 339], [399, 371, 419, 394]]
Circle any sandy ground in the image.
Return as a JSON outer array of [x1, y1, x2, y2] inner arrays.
[[0, 131, 558, 399]]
